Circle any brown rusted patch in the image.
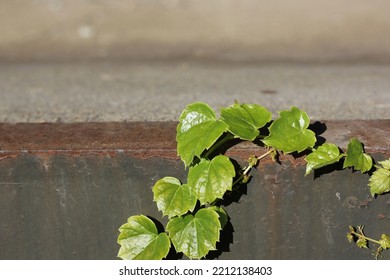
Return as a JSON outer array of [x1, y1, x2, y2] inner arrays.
[[378, 213, 386, 219], [0, 120, 389, 159], [0, 122, 178, 159], [359, 199, 372, 208], [318, 120, 390, 153], [343, 196, 360, 208]]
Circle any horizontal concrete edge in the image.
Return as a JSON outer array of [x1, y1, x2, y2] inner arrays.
[[0, 120, 389, 160]]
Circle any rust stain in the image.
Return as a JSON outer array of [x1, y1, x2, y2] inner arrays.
[[319, 120, 390, 153], [0, 120, 389, 160], [378, 213, 386, 219], [0, 122, 178, 159], [359, 199, 372, 208]]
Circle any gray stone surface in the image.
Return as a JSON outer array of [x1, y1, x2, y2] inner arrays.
[[1, 1, 389, 122], [1, 61, 389, 122]]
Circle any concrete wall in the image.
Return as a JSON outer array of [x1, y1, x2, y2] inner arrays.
[[1, 0, 390, 62]]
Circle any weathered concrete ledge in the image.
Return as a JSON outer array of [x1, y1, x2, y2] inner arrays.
[[0, 121, 389, 259], [1, 62, 390, 123]]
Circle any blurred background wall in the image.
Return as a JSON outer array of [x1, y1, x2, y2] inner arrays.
[[1, 0, 390, 62]]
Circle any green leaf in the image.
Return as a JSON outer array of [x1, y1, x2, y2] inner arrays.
[[262, 106, 316, 153], [153, 177, 197, 218], [379, 234, 390, 250], [343, 138, 373, 173], [368, 159, 390, 196], [188, 155, 235, 205], [378, 158, 390, 170], [117, 215, 170, 260], [356, 237, 368, 249], [176, 102, 228, 167], [305, 143, 343, 175], [346, 233, 354, 243], [210, 206, 229, 228], [220, 103, 272, 140], [166, 208, 221, 259]]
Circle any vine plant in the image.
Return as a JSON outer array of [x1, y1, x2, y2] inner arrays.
[[117, 102, 390, 259]]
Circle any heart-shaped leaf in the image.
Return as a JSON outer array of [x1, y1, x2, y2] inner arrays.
[[117, 215, 170, 260], [188, 155, 235, 205], [166, 208, 221, 259], [153, 177, 197, 218], [220, 103, 272, 140], [368, 159, 390, 197], [305, 143, 344, 175], [176, 102, 228, 167], [343, 138, 373, 173], [262, 106, 316, 153]]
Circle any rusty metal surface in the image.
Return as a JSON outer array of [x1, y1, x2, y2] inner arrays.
[[224, 157, 390, 259], [0, 121, 389, 259], [0, 122, 177, 159], [0, 120, 389, 156], [0, 154, 184, 259]]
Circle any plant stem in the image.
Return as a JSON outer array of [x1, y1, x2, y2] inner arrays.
[[204, 133, 234, 159], [233, 148, 275, 187], [351, 230, 381, 245], [256, 148, 275, 162]]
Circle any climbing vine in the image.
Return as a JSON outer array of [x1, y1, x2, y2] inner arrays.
[[117, 102, 390, 259]]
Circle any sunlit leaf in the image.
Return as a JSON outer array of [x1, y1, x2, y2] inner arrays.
[[343, 138, 373, 173], [356, 237, 368, 249], [220, 103, 272, 140], [305, 143, 343, 175], [379, 159, 390, 170], [176, 102, 228, 167], [347, 233, 354, 243], [188, 155, 235, 205], [153, 177, 197, 218], [379, 234, 390, 250], [262, 106, 316, 153], [368, 159, 390, 197], [166, 208, 221, 259], [117, 215, 170, 260]]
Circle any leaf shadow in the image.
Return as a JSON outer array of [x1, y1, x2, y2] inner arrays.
[[309, 121, 327, 148], [312, 158, 346, 179], [147, 215, 165, 233], [205, 218, 234, 259], [309, 121, 327, 136], [203, 132, 243, 158], [165, 245, 184, 260], [219, 158, 249, 207]]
